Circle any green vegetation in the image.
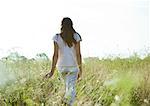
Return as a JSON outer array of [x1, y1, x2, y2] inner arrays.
[[0, 52, 150, 106]]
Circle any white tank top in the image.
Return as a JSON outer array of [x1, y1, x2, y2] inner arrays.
[[52, 33, 82, 67]]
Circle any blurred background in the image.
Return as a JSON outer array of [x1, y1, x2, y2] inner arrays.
[[0, 0, 149, 59]]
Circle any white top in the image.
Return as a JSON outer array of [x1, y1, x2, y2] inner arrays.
[[52, 33, 82, 67]]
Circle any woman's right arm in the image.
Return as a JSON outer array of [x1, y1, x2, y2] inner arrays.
[[75, 42, 82, 79]]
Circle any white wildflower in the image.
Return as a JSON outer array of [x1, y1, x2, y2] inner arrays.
[[114, 95, 121, 102], [144, 99, 149, 104], [20, 78, 26, 84]]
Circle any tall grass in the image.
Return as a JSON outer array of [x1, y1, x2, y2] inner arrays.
[[0, 54, 150, 106]]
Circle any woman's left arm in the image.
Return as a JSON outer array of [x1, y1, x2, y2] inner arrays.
[[45, 41, 59, 78]]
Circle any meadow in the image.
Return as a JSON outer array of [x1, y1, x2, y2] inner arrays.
[[0, 52, 150, 106]]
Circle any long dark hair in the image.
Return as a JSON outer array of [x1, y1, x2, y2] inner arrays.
[[60, 17, 77, 47]]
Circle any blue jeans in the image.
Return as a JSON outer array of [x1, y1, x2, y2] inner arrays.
[[58, 66, 79, 106]]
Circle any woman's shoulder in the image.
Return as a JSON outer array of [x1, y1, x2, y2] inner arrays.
[[52, 33, 60, 42], [74, 32, 82, 42]]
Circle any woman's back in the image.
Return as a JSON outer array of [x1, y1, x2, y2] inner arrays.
[[52, 33, 82, 67]]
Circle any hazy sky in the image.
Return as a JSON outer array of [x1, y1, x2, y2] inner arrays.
[[0, 0, 149, 58]]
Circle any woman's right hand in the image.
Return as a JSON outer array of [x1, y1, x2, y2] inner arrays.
[[77, 69, 82, 81]]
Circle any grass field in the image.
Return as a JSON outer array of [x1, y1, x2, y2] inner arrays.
[[0, 53, 150, 106]]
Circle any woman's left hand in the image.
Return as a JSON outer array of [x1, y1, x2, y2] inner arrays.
[[45, 71, 54, 78]]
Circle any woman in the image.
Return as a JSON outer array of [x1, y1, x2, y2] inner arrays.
[[45, 17, 82, 106]]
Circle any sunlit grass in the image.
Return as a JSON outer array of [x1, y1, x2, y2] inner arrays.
[[0, 53, 150, 106]]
